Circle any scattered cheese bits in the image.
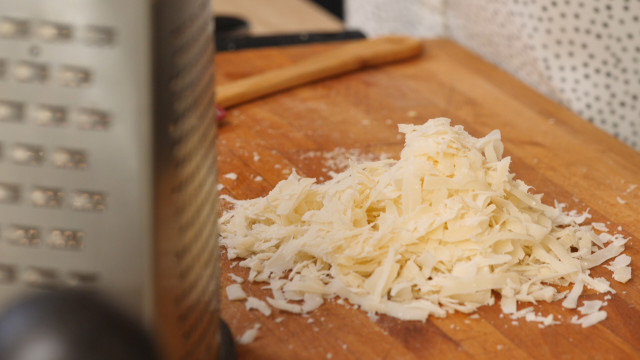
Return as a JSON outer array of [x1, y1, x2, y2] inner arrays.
[[606, 254, 632, 283], [300, 147, 390, 173], [223, 172, 238, 180], [219, 118, 632, 325], [523, 312, 559, 327], [578, 300, 603, 315], [228, 273, 244, 283], [245, 297, 272, 316], [612, 266, 632, 283], [616, 196, 626, 205], [561, 276, 584, 309], [238, 324, 261, 344], [591, 222, 608, 232], [225, 284, 247, 301], [571, 311, 608, 328], [623, 184, 637, 194]]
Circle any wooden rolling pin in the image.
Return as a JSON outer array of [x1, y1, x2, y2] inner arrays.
[[215, 36, 423, 109]]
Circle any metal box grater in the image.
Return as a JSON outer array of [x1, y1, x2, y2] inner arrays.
[[0, 0, 219, 358]]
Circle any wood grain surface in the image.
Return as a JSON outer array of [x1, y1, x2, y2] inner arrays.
[[215, 39, 640, 360], [216, 36, 423, 108]]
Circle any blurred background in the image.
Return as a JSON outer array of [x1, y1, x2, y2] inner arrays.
[[216, 0, 640, 151]]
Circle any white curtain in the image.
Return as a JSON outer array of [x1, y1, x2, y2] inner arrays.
[[346, 0, 640, 151]]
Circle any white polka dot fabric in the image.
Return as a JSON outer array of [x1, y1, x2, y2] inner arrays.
[[346, 0, 640, 151]]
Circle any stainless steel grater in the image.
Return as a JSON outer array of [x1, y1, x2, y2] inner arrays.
[[0, 0, 219, 358]]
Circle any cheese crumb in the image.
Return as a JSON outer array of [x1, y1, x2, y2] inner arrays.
[[228, 273, 244, 283], [591, 222, 608, 232], [245, 297, 272, 316], [605, 254, 632, 283], [571, 311, 608, 328], [606, 254, 631, 270], [578, 300, 603, 315], [223, 173, 238, 180], [521, 312, 559, 327], [612, 266, 632, 283], [616, 196, 626, 204], [238, 324, 261, 344], [300, 148, 390, 173], [225, 284, 246, 301], [220, 118, 631, 324]]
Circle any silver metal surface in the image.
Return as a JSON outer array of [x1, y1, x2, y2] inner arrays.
[[0, 1, 219, 358], [0, 0, 153, 320]]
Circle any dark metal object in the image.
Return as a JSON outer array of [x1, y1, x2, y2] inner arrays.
[[0, 291, 236, 360], [0, 291, 159, 360], [215, 15, 250, 39], [215, 21, 366, 52]]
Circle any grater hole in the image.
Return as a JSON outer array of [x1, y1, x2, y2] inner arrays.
[[73, 108, 109, 130], [34, 104, 67, 127], [47, 229, 83, 250], [70, 190, 106, 212], [13, 60, 48, 83], [7, 225, 41, 247], [22, 266, 57, 288], [0, 17, 29, 38], [11, 143, 44, 166], [30, 187, 63, 208], [59, 65, 91, 87], [52, 148, 87, 169], [34, 21, 73, 42], [82, 25, 115, 47]]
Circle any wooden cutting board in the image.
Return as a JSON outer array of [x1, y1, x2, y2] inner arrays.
[[215, 39, 640, 360]]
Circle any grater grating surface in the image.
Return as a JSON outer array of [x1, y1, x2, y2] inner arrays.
[[153, 0, 219, 358], [0, 0, 219, 358]]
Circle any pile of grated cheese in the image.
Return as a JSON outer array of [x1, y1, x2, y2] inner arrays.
[[220, 118, 631, 325]]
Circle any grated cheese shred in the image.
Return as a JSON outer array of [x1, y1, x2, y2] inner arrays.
[[225, 284, 247, 301], [238, 324, 261, 344], [245, 296, 272, 316], [219, 118, 631, 325]]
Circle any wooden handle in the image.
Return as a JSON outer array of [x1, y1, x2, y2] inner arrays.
[[215, 36, 423, 109]]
